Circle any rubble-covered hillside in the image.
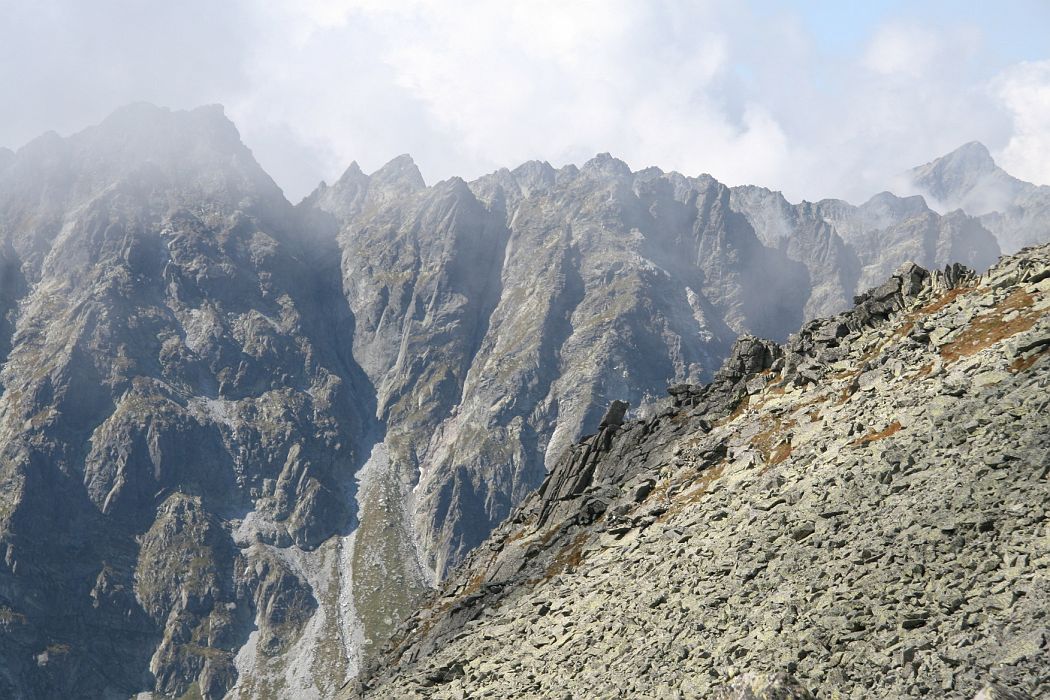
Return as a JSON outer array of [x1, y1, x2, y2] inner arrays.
[[353, 245, 1050, 700]]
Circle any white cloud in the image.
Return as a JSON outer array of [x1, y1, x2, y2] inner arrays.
[[863, 24, 943, 78], [995, 60, 1050, 185], [1, 1, 1047, 201], [375, 1, 733, 170], [226, 5, 1036, 202], [226, 0, 805, 199]]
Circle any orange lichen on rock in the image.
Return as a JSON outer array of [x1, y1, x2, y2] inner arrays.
[[888, 319, 915, 344], [659, 461, 726, 521], [940, 289, 1039, 363], [837, 382, 857, 405], [851, 420, 902, 446], [543, 533, 589, 579], [918, 285, 976, 315], [752, 416, 796, 467], [717, 395, 750, 426], [458, 570, 489, 599], [768, 440, 793, 466], [910, 362, 934, 380]]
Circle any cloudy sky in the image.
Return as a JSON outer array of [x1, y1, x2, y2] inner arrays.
[[3, 0, 1050, 202]]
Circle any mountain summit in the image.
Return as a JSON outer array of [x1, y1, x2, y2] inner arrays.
[[908, 141, 1050, 253]]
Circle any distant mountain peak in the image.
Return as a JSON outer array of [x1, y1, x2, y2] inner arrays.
[[371, 153, 425, 191], [909, 141, 1020, 213], [582, 152, 632, 178], [92, 102, 240, 143], [510, 159, 556, 182], [334, 160, 367, 187], [0, 102, 286, 214], [951, 139, 993, 160], [919, 140, 997, 179], [859, 190, 928, 215], [906, 141, 1046, 253]]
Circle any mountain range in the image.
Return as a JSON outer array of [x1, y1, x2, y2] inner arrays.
[[0, 103, 1043, 698]]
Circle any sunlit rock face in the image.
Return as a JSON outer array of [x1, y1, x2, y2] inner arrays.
[[0, 105, 1027, 698]]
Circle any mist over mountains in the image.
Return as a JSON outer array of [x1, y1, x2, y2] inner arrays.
[[0, 104, 1044, 698], [908, 141, 1050, 254]]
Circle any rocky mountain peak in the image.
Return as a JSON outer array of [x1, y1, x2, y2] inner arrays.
[[74, 102, 259, 178], [928, 140, 996, 176], [508, 159, 557, 194], [0, 102, 285, 218], [852, 191, 931, 233], [303, 159, 371, 220], [909, 141, 1023, 215], [370, 153, 425, 192], [582, 152, 632, 179], [338, 160, 366, 183], [467, 160, 557, 209], [860, 189, 927, 213], [96, 101, 237, 138], [908, 141, 1049, 253]]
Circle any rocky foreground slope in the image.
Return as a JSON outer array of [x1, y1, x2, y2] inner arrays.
[[353, 245, 1050, 699]]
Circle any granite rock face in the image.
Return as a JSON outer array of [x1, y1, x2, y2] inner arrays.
[[0, 104, 1045, 699], [310, 154, 821, 602], [0, 104, 376, 699], [353, 245, 1050, 699]]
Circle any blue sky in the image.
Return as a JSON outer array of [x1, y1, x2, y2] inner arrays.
[[786, 1, 1050, 62], [2, 1, 1049, 202]]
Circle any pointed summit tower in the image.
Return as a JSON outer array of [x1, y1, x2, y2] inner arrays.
[[908, 141, 1050, 253]]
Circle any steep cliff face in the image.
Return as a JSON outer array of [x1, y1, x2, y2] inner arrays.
[[836, 197, 1000, 293], [729, 185, 862, 320], [415, 159, 814, 577], [0, 104, 376, 699], [353, 246, 1050, 700], [730, 186, 1001, 319], [316, 154, 1001, 601], [309, 154, 818, 598], [0, 105, 1042, 699]]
